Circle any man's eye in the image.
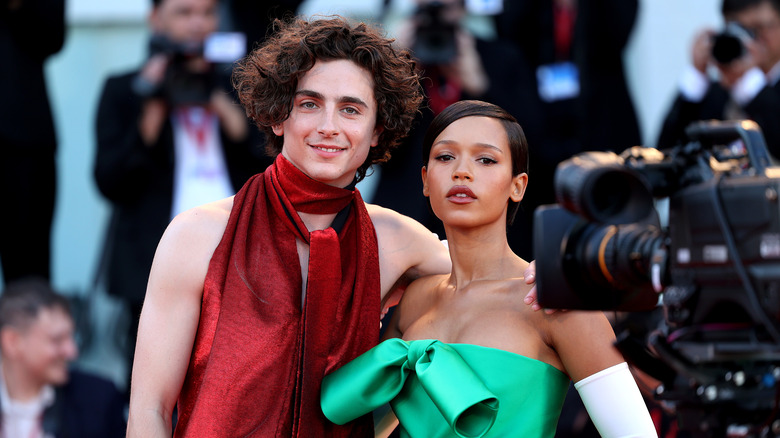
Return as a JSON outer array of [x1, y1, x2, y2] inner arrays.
[[343, 107, 359, 115], [301, 102, 317, 109]]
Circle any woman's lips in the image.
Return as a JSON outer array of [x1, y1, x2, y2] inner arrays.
[[446, 185, 477, 203]]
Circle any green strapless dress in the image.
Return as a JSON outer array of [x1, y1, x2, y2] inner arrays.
[[321, 338, 570, 438]]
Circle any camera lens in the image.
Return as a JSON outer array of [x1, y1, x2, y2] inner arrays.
[[555, 151, 654, 224], [712, 33, 744, 64], [711, 22, 753, 64], [533, 205, 663, 311]]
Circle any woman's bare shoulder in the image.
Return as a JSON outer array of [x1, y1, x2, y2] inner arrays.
[[405, 273, 448, 297], [544, 310, 623, 381], [393, 273, 447, 330], [399, 273, 450, 313]]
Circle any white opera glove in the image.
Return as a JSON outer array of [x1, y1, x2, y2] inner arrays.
[[575, 362, 658, 438]]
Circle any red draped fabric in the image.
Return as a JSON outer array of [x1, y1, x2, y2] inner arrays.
[[174, 155, 380, 437]]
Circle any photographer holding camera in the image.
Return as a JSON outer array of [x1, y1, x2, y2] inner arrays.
[[93, 0, 268, 399], [372, 0, 535, 237], [658, 0, 780, 160]]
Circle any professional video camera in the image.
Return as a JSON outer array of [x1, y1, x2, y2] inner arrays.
[[534, 120, 780, 436], [412, 1, 458, 65]]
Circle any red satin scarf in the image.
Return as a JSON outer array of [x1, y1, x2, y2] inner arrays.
[[174, 155, 380, 437]]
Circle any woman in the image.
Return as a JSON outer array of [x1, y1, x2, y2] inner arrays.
[[321, 100, 657, 437]]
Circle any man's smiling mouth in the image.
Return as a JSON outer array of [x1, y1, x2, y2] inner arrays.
[[312, 145, 344, 153]]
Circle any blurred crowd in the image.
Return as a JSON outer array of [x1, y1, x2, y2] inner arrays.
[[3, 0, 780, 436]]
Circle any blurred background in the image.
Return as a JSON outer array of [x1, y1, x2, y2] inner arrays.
[[1, 0, 722, 390]]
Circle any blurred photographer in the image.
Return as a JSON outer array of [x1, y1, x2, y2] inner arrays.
[[0, 277, 126, 437], [486, 0, 641, 264], [392, 0, 523, 113], [658, 0, 780, 160], [372, 0, 534, 235], [93, 0, 268, 398]]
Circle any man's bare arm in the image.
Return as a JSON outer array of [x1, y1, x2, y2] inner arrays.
[[126, 201, 230, 437], [368, 204, 451, 304], [368, 204, 542, 312]]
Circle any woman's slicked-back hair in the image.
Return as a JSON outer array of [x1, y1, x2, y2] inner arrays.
[[422, 100, 529, 225], [232, 16, 424, 182]]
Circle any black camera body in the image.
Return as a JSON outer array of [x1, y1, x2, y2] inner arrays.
[[148, 33, 217, 106], [412, 1, 458, 65], [712, 21, 755, 64], [149, 33, 205, 59], [534, 120, 780, 435]]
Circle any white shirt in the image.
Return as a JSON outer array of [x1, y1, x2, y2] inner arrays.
[[0, 370, 55, 438], [767, 59, 780, 86], [679, 59, 780, 105], [170, 106, 235, 220]]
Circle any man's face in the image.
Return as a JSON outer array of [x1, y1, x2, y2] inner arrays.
[[10, 308, 78, 387], [274, 59, 381, 188], [732, 1, 780, 72], [150, 0, 218, 44]]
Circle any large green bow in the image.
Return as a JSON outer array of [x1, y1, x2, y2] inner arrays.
[[321, 339, 499, 438]]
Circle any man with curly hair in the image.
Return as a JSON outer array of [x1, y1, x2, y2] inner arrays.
[[126, 16, 457, 437]]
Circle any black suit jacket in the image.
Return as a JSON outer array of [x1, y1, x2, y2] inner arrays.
[[492, 0, 642, 259], [494, 0, 642, 160], [0, 0, 65, 151], [370, 36, 533, 238], [657, 78, 780, 159], [40, 369, 126, 438], [94, 70, 272, 303]]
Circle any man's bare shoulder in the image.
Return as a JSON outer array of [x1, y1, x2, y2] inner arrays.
[[146, 196, 236, 307], [159, 196, 234, 259], [172, 197, 232, 232]]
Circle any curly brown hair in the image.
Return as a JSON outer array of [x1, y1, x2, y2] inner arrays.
[[232, 16, 424, 182]]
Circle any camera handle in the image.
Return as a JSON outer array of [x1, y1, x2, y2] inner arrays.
[[684, 120, 772, 174]]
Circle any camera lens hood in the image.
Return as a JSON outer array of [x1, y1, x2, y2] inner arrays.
[[555, 151, 654, 224]]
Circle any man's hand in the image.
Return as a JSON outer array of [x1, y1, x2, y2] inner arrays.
[[210, 91, 249, 142], [135, 53, 170, 146], [523, 260, 543, 311], [523, 260, 559, 314], [691, 29, 715, 74], [139, 53, 170, 90], [139, 98, 168, 146]]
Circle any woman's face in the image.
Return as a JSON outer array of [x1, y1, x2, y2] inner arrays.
[[422, 116, 527, 229]]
